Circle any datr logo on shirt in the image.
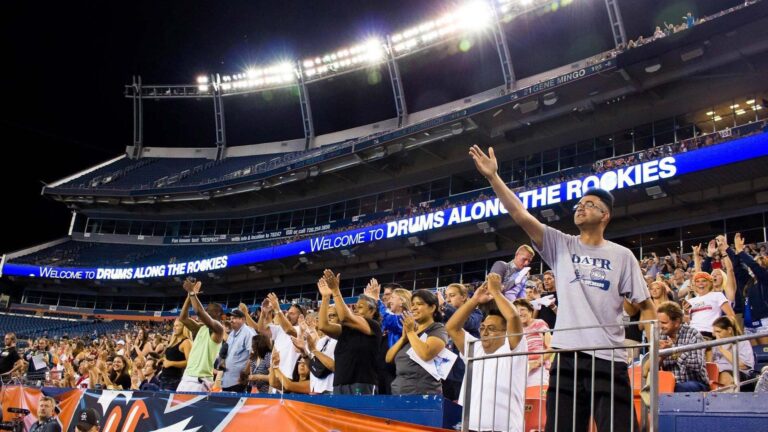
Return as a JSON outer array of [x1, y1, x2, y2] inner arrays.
[[570, 254, 612, 291]]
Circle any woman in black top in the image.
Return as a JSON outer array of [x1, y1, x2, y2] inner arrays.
[[108, 355, 132, 390], [386, 289, 448, 395], [159, 320, 192, 390], [131, 329, 149, 359], [317, 269, 382, 395]]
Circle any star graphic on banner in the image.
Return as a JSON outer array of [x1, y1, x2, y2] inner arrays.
[[96, 390, 133, 414]]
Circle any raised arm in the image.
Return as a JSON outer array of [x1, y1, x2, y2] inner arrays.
[[185, 281, 224, 343], [324, 269, 374, 335], [470, 145, 545, 246], [486, 273, 523, 350], [267, 293, 298, 337], [306, 332, 335, 372], [179, 280, 202, 337], [239, 303, 259, 331], [729, 234, 751, 287], [721, 255, 737, 304], [445, 282, 493, 356], [691, 244, 702, 273], [317, 278, 342, 338], [367, 279, 402, 335], [735, 233, 768, 284], [254, 299, 273, 338]]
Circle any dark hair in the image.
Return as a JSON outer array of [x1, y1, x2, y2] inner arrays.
[[137, 328, 148, 347], [382, 283, 403, 291], [109, 354, 130, 384], [293, 355, 311, 382], [411, 289, 442, 323], [144, 357, 159, 371], [712, 316, 742, 336], [207, 302, 224, 318], [583, 188, 614, 213], [358, 294, 381, 322], [289, 304, 306, 317], [250, 334, 273, 360], [485, 309, 508, 328]]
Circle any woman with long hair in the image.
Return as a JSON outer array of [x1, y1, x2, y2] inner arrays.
[[159, 320, 192, 390], [386, 289, 448, 395], [269, 353, 310, 394], [108, 355, 132, 390], [649, 280, 670, 308], [132, 328, 150, 359], [148, 334, 166, 356], [712, 316, 755, 388], [245, 334, 272, 393]]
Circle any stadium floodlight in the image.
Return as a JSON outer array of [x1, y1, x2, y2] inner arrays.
[[214, 61, 297, 93], [198, 85, 209, 92], [705, 111, 715, 116], [196, 76, 209, 84], [754, 105, 763, 110], [730, 104, 740, 109], [746, 99, 756, 105], [457, 1, 493, 32], [302, 37, 385, 79], [713, 115, 722, 121], [735, 109, 746, 115], [390, 1, 497, 55]]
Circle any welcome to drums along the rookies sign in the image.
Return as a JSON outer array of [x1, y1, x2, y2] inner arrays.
[[2, 132, 766, 281]]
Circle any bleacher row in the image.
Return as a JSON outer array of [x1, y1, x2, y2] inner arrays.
[[0, 313, 128, 341], [57, 139, 366, 192]]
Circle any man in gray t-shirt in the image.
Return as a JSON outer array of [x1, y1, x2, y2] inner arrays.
[[535, 225, 649, 363], [470, 145, 655, 432]]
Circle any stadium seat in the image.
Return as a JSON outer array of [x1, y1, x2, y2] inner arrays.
[[753, 344, 768, 372], [705, 362, 721, 390], [524, 385, 547, 432]]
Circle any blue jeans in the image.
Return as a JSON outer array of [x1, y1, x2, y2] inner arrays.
[[674, 380, 709, 392]]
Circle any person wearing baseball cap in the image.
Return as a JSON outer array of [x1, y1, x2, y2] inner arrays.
[[220, 307, 256, 392], [75, 408, 100, 432]]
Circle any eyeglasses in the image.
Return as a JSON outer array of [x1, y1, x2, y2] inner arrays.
[[479, 326, 505, 334], [572, 201, 606, 213]]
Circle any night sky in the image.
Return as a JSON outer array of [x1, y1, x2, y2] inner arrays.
[[1, 0, 739, 255], [1, 0, 449, 253]]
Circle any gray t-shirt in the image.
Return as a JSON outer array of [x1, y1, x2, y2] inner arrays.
[[533, 225, 649, 362], [391, 322, 448, 395]]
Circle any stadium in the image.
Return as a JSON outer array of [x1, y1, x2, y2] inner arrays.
[[1, 0, 768, 431]]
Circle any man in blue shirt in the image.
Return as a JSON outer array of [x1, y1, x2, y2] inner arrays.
[[221, 308, 256, 392]]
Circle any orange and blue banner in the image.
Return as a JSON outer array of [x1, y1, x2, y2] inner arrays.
[[2, 386, 458, 431]]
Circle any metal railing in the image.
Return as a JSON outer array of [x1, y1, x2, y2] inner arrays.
[[461, 320, 659, 432], [460, 320, 765, 432], [657, 332, 765, 392]]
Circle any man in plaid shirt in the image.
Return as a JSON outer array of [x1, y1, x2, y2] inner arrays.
[[656, 301, 709, 392]]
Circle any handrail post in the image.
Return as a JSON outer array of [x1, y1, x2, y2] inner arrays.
[[648, 320, 659, 432]]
